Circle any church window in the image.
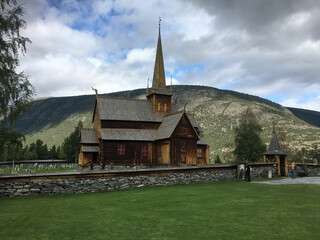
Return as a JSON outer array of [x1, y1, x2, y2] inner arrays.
[[158, 103, 161, 111], [164, 103, 167, 112], [197, 148, 203, 158], [142, 145, 149, 157], [117, 144, 125, 155]]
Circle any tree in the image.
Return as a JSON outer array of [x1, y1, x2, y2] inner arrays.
[[1, 0, 34, 126], [215, 155, 222, 164], [276, 126, 294, 160], [35, 139, 49, 159], [60, 121, 83, 162], [0, 126, 24, 162], [49, 145, 59, 158], [233, 108, 266, 162]]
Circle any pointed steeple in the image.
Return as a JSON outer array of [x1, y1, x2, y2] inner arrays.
[[147, 19, 173, 114], [264, 119, 287, 155], [152, 18, 166, 91]]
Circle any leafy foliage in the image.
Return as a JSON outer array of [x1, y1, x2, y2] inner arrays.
[[291, 144, 320, 163], [0, 126, 25, 161], [215, 155, 221, 164], [60, 121, 83, 162], [0, 0, 34, 125], [233, 108, 266, 162]]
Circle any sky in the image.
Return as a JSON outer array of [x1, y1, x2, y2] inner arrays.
[[17, 0, 320, 111]]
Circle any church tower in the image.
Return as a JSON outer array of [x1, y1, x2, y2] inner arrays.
[[147, 19, 173, 114]]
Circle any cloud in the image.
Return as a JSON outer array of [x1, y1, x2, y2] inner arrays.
[[16, 0, 320, 111]]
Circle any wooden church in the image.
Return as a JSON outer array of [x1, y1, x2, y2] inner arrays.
[[78, 23, 209, 167]]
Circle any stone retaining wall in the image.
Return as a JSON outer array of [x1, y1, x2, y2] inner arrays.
[[1, 169, 236, 197], [1, 163, 319, 198], [295, 164, 320, 176]]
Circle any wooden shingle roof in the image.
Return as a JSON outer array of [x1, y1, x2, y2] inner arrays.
[[197, 137, 208, 146], [188, 114, 203, 134], [155, 111, 200, 141], [155, 112, 184, 140], [82, 146, 100, 152], [263, 131, 287, 156], [80, 129, 99, 144], [96, 97, 164, 122], [101, 129, 157, 141]]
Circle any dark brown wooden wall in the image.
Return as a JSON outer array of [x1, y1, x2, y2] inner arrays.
[[147, 94, 172, 114], [102, 141, 153, 166], [196, 145, 206, 165], [171, 138, 197, 165], [101, 120, 160, 129], [172, 114, 198, 139]]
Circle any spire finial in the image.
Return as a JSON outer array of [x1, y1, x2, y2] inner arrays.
[[146, 78, 149, 95], [91, 87, 98, 98], [152, 17, 166, 90]]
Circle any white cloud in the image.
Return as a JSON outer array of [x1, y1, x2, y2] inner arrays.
[[15, 0, 320, 112], [281, 95, 320, 111]]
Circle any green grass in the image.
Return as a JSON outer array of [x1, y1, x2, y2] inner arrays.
[[0, 181, 319, 240]]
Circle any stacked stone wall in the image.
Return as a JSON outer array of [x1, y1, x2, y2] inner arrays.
[[1, 169, 237, 197], [1, 164, 319, 198]]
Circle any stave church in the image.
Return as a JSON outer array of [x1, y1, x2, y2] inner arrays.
[[78, 22, 209, 166]]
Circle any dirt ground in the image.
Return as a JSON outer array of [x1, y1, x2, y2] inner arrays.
[[253, 177, 320, 185]]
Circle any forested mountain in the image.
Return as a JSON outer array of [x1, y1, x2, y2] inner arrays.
[[287, 107, 320, 128], [5, 85, 320, 162]]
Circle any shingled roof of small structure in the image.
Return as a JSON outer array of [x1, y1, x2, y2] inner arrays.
[[96, 97, 164, 122], [197, 137, 208, 146], [188, 114, 203, 134], [80, 129, 99, 144], [263, 131, 287, 156], [101, 129, 157, 141], [82, 146, 100, 152]]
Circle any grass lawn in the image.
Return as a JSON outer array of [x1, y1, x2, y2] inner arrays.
[[0, 181, 319, 240]]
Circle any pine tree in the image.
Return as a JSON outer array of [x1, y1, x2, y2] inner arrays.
[[234, 108, 266, 162], [61, 121, 83, 162], [215, 155, 222, 164]]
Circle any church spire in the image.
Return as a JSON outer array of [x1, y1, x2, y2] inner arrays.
[[152, 17, 166, 90]]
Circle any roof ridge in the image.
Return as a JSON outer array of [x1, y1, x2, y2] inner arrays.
[[97, 96, 149, 102], [163, 110, 184, 117]]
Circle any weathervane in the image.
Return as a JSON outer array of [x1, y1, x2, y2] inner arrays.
[[146, 78, 149, 95], [91, 87, 98, 98]]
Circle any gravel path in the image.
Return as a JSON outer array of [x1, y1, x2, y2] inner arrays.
[[254, 177, 320, 185]]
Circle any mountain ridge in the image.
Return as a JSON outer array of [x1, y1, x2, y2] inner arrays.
[[4, 85, 320, 162]]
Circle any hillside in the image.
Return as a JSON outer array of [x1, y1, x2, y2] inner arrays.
[[5, 85, 320, 162], [287, 107, 320, 128]]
